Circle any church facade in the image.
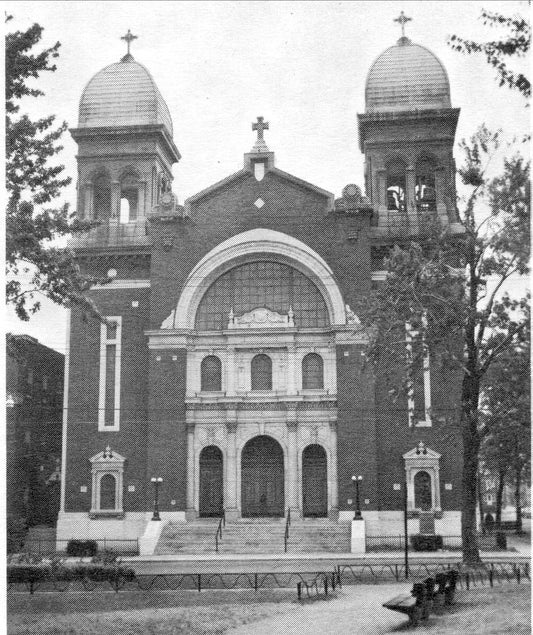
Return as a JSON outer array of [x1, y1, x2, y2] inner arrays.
[[57, 28, 464, 548]]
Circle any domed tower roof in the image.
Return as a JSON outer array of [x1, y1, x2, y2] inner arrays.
[[365, 37, 451, 113], [78, 55, 173, 135]]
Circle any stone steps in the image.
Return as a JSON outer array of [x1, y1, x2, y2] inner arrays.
[[155, 519, 351, 555]]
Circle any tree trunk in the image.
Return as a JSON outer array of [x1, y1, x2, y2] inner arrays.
[[477, 470, 485, 534], [460, 372, 481, 564], [515, 466, 523, 534], [495, 468, 506, 529]]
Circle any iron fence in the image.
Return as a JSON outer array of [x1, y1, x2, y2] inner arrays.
[[366, 533, 506, 552], [17, 538, 139, 556]]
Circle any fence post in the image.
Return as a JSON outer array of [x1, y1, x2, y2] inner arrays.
[[489, 568, 493, 587], [331, 572, 336, 591], [516, 566, 521, 584], [395, 564, 399, 581], [525, 562, 530, 580], [197, 574, 201, 592], [324, 575, 328, 597], [254, 573, 258, 592], [297, 582, 302, 601], [466, 573, 470, 590]]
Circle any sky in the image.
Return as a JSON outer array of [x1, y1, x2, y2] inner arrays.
[[5, 0, 530, 353]]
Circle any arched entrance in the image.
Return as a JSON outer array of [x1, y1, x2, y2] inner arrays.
[[199, 446, 223, 517], [241, 436, 284, 517], [302, 445, 328, 517]]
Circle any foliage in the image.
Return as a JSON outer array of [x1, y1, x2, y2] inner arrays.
[[6, 17, 105, 322], [355, 126, 530, 563], [7, 517, 28, 554], [448, 8, 530, 98], [66, 539, 98, 557], [410, 534, 443, 551]]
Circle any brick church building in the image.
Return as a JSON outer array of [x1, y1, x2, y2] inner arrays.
[[57, 27, 464, 551]]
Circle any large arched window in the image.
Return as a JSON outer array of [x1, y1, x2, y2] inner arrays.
[[251, 354, 272, 391], [415, 157, 437, 213], [93, 172, 111, 220], [201, 355, 222, 392], [120, 171, 140, 223], [195, 261, 329, 330], [99, 474, 117, 511], [302, 353, 324, 389], [386, 159, 407, 213]]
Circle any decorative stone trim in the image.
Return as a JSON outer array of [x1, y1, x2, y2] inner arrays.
[[89, 447, 125, 515]]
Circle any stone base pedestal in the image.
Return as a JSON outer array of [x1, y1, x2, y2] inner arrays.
[[225, 508, 239, 522], [185, 508, 197, 522], [351, 519, 366, 553]]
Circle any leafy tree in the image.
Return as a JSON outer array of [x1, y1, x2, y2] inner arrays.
[[448, 8, 530, 99], [480, 339, 530, 531], [6, 17, 103, 323], [355, 126, 530, 563]]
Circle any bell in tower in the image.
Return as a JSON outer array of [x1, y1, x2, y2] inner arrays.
[[357, 13, 460, 237], [70, 31, 181, 247]]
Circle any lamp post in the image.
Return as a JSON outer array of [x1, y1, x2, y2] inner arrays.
[[352, 475, 363, 520], [403, 480, 409, 579], [151, 477, 163, 521]]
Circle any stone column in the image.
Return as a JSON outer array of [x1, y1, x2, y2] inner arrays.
[[406, 166, 418, 234], [376, 169, 387, 224], [83, 184, 93, 220], [286, 405, 300, 517], [226, 347, 235, 396], [287, 345, 297, 395], [110, 181, 120, 221], [225, 415, 239, 521], [329, 419, 339, 518], [434, 167, 447, 220], [137, 181, 147, 220], [186, 421, 196, 520]]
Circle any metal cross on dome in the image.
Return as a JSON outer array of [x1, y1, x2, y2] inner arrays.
[[394, 11, 412, 38], [121, 29, 138, 56]]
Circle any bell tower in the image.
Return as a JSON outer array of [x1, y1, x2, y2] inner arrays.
[[69, 31, 180, 247], [357, 13, 460, 238]]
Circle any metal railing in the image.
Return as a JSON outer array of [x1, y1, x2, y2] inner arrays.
[[284, 508, 291, 553], [214, 510, 225, 553]]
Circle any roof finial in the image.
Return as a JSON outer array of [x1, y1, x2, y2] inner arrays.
[[121, 29, 138, 60], [251, 116, 270, 152], [394, 11, 412, 40]]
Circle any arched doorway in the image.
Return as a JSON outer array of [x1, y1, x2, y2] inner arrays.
[[199, 446, 223, 517], [414, 470, 432, 511], [302, 445, 328, 517], [241, 436, 284, 517]]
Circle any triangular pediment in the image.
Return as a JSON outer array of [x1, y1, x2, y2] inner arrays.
[[403, 442, 441, 460]]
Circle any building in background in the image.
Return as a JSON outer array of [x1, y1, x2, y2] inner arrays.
[[7, 334, 64, 527], [57, 22, 464, 551]]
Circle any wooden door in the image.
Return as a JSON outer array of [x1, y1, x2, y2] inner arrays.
[[241, 436, 284, 517], [199, 446, 223, 517], [302, 445, 328, 517]]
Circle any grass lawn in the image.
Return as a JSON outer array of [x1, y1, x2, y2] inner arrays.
[[7, 583, 531, 634], [7, 588, 297, 635]]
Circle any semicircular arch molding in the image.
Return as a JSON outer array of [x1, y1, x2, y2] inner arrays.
[[172, 229, 346, 328]]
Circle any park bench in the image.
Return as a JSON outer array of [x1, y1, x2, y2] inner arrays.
[[382, 569, 458, 627]]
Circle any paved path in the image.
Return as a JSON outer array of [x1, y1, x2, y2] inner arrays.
[[227, 584, 408, 635]]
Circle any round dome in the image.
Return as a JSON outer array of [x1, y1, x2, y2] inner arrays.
[[78, 56, 173, 135], [365, 38, 451, 113]]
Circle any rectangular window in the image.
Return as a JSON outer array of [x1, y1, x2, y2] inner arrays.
[[99, 317, 122, 431], [406, 320, 431, 427]]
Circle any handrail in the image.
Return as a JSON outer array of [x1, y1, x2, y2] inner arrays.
[[284, 508, 291, 553], [215, 510, 225, 553]]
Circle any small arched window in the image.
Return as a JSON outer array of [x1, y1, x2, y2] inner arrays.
[[99, 474, 117, 510], [251, 354, 272, 391], [415, 157, 437, 213], [93, 173, 111, 220], [201, 355, 222, 392], [302, 353, 324, 389], [386, 159, 407, 212], [120, 172, 139, 223]]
